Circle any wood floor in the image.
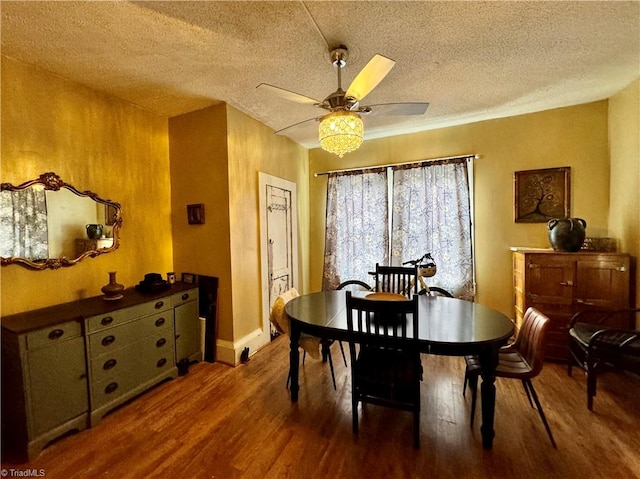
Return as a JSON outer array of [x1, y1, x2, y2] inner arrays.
[[3, 335, 639, 479]]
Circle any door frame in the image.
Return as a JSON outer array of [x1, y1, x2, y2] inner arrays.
[[258, 172, 299, 343]]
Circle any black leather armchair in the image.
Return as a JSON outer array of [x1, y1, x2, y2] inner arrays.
[[567, 308, 640, 410]]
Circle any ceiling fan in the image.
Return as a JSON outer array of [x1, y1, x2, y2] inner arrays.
[[257, 45, 429, 157]]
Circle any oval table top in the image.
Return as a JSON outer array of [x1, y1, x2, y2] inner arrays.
[[285, 290, 514, 354]]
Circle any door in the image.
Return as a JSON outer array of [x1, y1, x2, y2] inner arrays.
[[259, 173, 298, 342], [28, 336, 88, 436]]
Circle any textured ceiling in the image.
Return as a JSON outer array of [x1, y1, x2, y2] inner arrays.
[[1, 1, 639, 148]]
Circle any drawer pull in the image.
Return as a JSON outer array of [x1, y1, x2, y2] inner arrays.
[[155, 317, 166, 327], [101, 316, 114, 326], [559, 281, 574, 286], [102, 335, 116, 346], [155, 301, 164, 310], [156, 338, 167, 348], [105, 382, 118, 394], [156, 358, 167, 368], [48, 329, 64, 340], [103, 359, 118, 370], [181, 293, 189, 301]]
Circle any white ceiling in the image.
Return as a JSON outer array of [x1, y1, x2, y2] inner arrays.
[[1, 1, 639, 149]]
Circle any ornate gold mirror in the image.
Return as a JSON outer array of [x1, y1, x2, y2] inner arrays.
[[1, 172, 122, 269]]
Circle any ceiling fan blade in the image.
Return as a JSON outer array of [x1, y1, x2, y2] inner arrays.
[[345, 54, 396, 102], [365, 102, 429, 116], [275, 116, 321, 135], [256, 83, 321, 106]]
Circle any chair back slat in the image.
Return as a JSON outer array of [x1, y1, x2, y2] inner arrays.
[[374, 264, 418, 297], [345, 291, 419, 350]]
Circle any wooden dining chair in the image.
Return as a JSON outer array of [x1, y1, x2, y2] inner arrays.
[[269, 288, 339, 390], [374, 263, 418, 297], [345, 291, 422, 448], [463, 307, 557, 448]]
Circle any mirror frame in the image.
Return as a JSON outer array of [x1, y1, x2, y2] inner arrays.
[[1, 172, 122, 270]]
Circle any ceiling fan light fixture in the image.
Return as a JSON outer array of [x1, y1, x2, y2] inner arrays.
[[319, 111, 364, 158]]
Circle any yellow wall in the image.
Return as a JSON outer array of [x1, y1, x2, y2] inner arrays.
[[309, 101, 611, 318], [169, 104, 308, 354], [608, 78, 640, 312], [1, 56, 173, 316], [226, 106, 309, 341], [168, 104, 233, 340]]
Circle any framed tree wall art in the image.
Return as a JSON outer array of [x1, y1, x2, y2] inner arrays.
[[514, 167, 570, 223]]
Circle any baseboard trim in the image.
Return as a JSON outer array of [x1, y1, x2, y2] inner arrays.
[[216, 328, 270, 366]]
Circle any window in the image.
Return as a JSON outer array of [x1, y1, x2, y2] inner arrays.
[[322, 167, 389, 290], [0, 188, 49, 260], [322, 157, 475, 300]]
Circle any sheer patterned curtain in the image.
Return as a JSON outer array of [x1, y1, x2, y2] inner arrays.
[[391, 159, 474, 300], [322, 168, 389, 290], [0, 188, 49, 259]]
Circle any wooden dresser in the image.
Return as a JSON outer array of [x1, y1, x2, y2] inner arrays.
[[1, 282, 199, 461], [512, 248, 632, 361]]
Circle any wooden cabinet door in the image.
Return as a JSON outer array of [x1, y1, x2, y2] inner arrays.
[[525, 255, 574, 307], [523, 254, 575, 361], [27, 336, 88, 436], [575, 256, 630, 311]]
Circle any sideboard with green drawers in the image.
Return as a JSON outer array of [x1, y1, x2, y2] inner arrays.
[[1, 282, 199, 461]]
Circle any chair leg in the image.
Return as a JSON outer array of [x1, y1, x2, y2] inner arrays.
[[524, 379, 557, 448], [413, 386, 421, 449], [338, 341, 348, 366], [521, 379, 534, 408], [586, 369, 597, 411], [469, 372, 478, 428], [463, 367, 469, 396], [327, 348, 337, 390], [413, 409, 420, 449], [352, 393, 359, 434]]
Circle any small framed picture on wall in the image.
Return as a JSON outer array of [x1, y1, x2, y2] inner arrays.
[[187, 204, 205, 224]]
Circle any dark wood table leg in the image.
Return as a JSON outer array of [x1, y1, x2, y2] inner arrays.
[[479, 346, 500, 450], [289, 323, 301, 402]]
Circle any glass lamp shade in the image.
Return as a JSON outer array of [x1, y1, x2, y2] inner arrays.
[[318, 111, 364, 157]]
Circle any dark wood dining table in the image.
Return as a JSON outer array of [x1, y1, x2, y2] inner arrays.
[[284, 290, 514, 450]]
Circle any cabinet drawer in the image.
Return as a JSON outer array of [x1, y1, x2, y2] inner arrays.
[[87, 311, 173, 356], [85, 298, 172, 333], [172, 288, 198, 308], [26, 321, 82, 350], [89, 331, 174, 383], [90, 344, 175, 408]]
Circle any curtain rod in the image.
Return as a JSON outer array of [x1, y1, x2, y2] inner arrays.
[[313, 154, 479, 177]]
